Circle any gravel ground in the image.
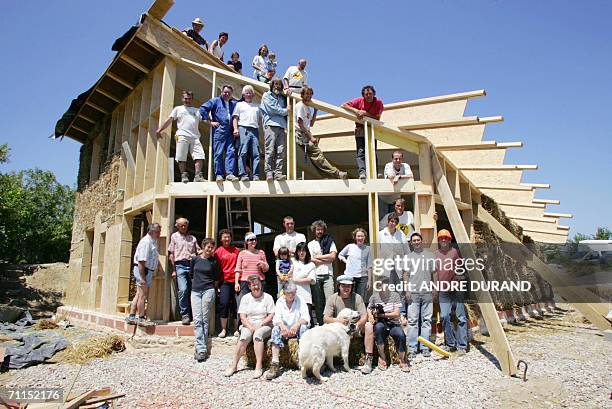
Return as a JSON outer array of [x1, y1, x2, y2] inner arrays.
[[2, 308, 610, 409]]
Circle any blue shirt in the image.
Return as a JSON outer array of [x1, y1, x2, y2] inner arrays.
[[199, 96, 238, 131], [260, 91, 288, 128]]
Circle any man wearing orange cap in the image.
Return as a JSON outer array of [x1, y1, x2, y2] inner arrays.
[[434, 229, 468, 355]]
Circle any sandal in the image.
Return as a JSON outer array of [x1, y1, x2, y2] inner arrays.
[[377, 358, 388, 371], [400, 362, 410, 372]]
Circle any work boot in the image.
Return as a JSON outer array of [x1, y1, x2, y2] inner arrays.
[[264, 362, 279, 380], [337, 171, 348, 179], [360, 354, 373, 374], [181, 172, 190, 183], [193, 172, 205, 182], [181, 315, 191, 325]]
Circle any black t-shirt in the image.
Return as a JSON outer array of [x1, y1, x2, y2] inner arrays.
[[227, 60, 242, 72], [190, 256, 219, 292]]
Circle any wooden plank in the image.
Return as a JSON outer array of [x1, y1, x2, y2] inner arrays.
[[497, 201, 545, 208], [476, 184, 532, 191], [543, 212, 573, 218], [458, 164, 538, 170], [120, 53, 151, 73], [95, 87, 122, 103], [533, 198, 560, 205], [478, 116, 504, 124], [79, 113, 97, 124], [521, 227, 568, 236], [503, 214, 557, 223], [384, 89, 486, 109], [521, 183, 550, 189], [432, 150, 517, 376], [437, 141, 497, 150], [121, 142, 136, 173], [147, 0, 175, 20], [154, 58, 176, 193], [107, 71, 135, 90], [64, 390, 98, 409], [400, 116, 479, 131], [72, 124, 91, 135], [476, 205, 610, 330], [495, 142, 523, 148]]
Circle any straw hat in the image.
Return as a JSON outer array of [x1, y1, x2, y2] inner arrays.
[[192, 18, 204, 26]]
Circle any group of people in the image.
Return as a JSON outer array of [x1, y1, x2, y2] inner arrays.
[[126, 207, 469, 378], [163, 18, 406, 183]]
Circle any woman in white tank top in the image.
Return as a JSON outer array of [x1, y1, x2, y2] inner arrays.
[[209, 32, 228, 60]]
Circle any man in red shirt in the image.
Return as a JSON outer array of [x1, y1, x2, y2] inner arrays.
[[341, 85, 384, 179], [434, 229, 468, 355], [214, 229, 241, 338]]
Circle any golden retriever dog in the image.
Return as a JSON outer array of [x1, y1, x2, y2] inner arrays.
[[298, 308, 360, 381]]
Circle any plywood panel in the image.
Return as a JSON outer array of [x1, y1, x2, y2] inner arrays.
[[461, 170, 523, 186], [443, 149, 506, 167]]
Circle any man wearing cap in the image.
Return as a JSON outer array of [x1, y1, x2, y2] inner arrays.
[[126, 223, 161, 326], [182, 18, 208, 49], [434, 229, 468, 355], [323, 275, 367, 332]]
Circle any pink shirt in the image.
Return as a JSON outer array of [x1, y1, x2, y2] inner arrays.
[[235, 249, 269, 282], [168, 232, 200, 262]]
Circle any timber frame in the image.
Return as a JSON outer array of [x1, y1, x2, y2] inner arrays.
[[57, 0, 609, 379]]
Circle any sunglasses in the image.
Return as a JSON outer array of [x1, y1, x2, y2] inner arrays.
[[247, 238, 257, 242]]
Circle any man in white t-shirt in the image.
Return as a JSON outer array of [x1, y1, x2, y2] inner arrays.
[[295, 86, 347, 179], [232, 85, 261, 181], [157, 90, 206, 183], [379, 198, 415, 239], [273, 216, 306, 257], [283, 59, 308, 96], [384, 150, 414, 185], [126, 223, 161, 326], [308, 219, 337, 325]]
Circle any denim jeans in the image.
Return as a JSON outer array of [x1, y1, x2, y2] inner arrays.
[[439, 291, 468, 349], [269, 323, 308, 348], [213, 128, 236, 176], [374, 321, 406, 353], [406, 293, 433, 353], [175, 261, 192, 317], [191, 288, 215, 354], [352, 276, 369, 304], [312, 274, 334, 325], [237, 126, 260, 178]]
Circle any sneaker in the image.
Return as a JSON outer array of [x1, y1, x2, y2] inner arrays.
[[442, 345, 457, 353], [422, 349, 431, 358], [360, 355, 373, 374], [137, 317, 154, 327], [125, 315, 137, 325], [275, 174, 286, 181], [181, 172, 190, 183], [195, 351, 207, 362], [240, 176, 249, 182], [456, 348, 467, 356], [252, 175, 260, 181], [266, 174, 274, 181], [252, 368, 263, 379], [181, 315, 191, 325], [218, 329, 226, 338], [226, 174, 238, 181], [264, 363, 279, 380], [337, 171, 348, 179], [359, 173, 366, 180], [216, 175, 224, 182], [224, 366, 236, 377], [193, 173, 206, 182]]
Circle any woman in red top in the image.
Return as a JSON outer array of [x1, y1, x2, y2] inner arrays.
[[235, 232, 269, 311], [214, 229, 240, 338]]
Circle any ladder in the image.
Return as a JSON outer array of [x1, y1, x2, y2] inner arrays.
[[225, 197, 252, 244]]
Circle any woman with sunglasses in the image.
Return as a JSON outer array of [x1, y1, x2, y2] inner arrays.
[[235, 232, 269, 312]]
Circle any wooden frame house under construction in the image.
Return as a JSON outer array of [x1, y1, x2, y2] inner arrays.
[[54, 0, 609, 377]]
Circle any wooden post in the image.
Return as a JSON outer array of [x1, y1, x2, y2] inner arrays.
[[432, 149, 517, 376], [417, 144, 436, 245], [207, 72, 216, 181], [287, 97, 296, 180]]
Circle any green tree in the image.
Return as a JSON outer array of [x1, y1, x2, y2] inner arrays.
[[0, 146, 74, 263], [592, 226, 612, 240], [0, 143, 8, 163]]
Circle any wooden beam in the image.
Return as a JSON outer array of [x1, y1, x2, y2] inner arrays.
[[107, 71, 135, 90], [533, 198, 560, 205], [85, 100, 109, 114], [557, 225, 570, 230], [476, 205, 610, 330], [521, 227, 568, 236], [72, 124, 91, 135], [147, 0, 175, 20], [503, 214, 557, 223], [432, 150, 517, 376], [384, 89, 486, 109], [78, 113, 97, 124], [521, 183, 550, 189], [120, 53, 151, 74], [400, 116, 479, 131], [437, 141, 497, 150], [476, 184, 532, 191], [495, 142, 523, 148], [497, 201, 545, 208], [478, 116, 504, 124], [458, 164, 538, 170], [95, 87, 122, 103], [121, 141, 136, 173], [543, 212, 573, 219]]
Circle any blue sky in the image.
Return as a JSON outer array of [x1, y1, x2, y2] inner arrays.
[[1, 0, 610, 237]]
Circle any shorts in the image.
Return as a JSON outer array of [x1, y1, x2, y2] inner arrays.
[[175, 134, 205, 162], [239, 325, 272, 343], [133, 266, 153, 288]]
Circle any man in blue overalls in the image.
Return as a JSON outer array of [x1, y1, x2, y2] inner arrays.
[[200, 85, 239, 181]]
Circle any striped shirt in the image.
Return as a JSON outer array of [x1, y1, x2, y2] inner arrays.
[[368, 292, 402, 325], [235, 249, 269, 282]]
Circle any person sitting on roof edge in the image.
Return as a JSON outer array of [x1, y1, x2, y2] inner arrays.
[[182, 18, 208, 49], [209, 32, 228, 61]]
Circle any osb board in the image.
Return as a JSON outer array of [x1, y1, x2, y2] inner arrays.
[[443, 149, 506, 167], [479, 189, 534, 204], [461, 169, 523, 186]]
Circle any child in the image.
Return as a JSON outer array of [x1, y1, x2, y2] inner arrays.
[[227, 51, 242, 74], [292, 242, 316, 326], [266, 52, 277, 81], [276, 246, 293, 296]]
